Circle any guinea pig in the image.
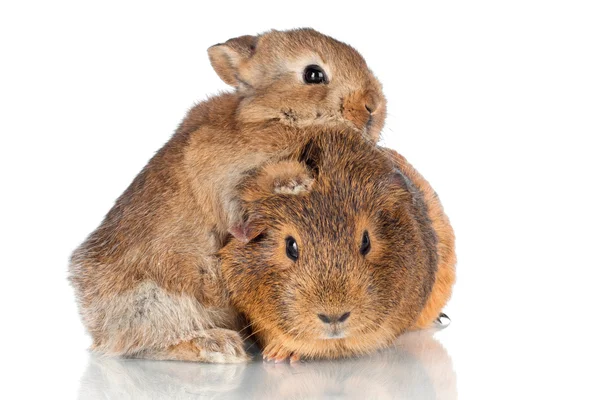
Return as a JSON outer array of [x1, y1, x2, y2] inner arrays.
[[219, 129, 456, 362], [69, 28, 386, 363]]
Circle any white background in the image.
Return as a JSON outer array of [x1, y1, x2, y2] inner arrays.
[[1, 1, 599, 399]]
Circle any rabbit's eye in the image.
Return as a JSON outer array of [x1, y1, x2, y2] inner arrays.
[[360, 231, 371, 256], [285, 236, 299, 261], [303, 65, 328, 84]]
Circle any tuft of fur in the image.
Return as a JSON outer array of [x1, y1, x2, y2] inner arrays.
[[242, 160, 314, 200], [69, 28, 387, 362], [219, 130, 456, 361]]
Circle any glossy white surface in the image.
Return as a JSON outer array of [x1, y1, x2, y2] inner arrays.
[[79, 330, 456, 400]]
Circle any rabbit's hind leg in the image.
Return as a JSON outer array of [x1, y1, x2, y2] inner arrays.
[[85, 281, 245, 362], [132, 328, 249, 363]]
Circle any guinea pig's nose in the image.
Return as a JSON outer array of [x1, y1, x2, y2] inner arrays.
[[317, 312, 351, 324]]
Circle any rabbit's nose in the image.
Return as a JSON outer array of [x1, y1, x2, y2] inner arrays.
[[317, 312, 351, 324], [365, 97, 381, 115], [364, 90, 381, 113]]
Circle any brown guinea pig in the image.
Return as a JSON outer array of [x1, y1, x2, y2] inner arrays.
[[69, 28, 386, 363], [219, 130, 456, 361]]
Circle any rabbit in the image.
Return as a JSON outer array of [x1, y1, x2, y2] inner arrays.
[[219, 129, 456, 362], [69, 28, 386, 363]]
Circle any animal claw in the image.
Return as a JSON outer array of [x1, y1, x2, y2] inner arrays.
[[435, 312, 451, 328]]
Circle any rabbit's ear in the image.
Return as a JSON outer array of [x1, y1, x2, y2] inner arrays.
[[208, 35, 257, 87]]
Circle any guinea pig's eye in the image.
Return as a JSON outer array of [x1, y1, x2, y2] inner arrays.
[[360, 231, 371, 256], [285, 236, 299, 261], [303, 65, 328, 84]]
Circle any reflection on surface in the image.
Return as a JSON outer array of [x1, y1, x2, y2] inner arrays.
[[78, 329, 456, 399]]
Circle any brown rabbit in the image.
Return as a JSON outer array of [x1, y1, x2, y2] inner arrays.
[[219, 129, 455, 361], [69, 28, 386, 363]]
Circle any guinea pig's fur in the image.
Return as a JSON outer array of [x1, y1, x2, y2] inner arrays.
[[219, 130, 456, 361], [69, 28, 386, 363]]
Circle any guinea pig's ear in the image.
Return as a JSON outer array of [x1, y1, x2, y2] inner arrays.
[[241, 160, 314, 203], [391, 168, 417, 195], [208, 35, 257, 87], [228, 217, 264, 243]]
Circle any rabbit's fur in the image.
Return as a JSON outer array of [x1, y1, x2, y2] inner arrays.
[[69, 28, 386, 362]]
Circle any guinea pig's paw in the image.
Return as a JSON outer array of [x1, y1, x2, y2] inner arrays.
[[262, 343, 300, 363], [434, 312, 451, 329], [193, 328, 249, 363]]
